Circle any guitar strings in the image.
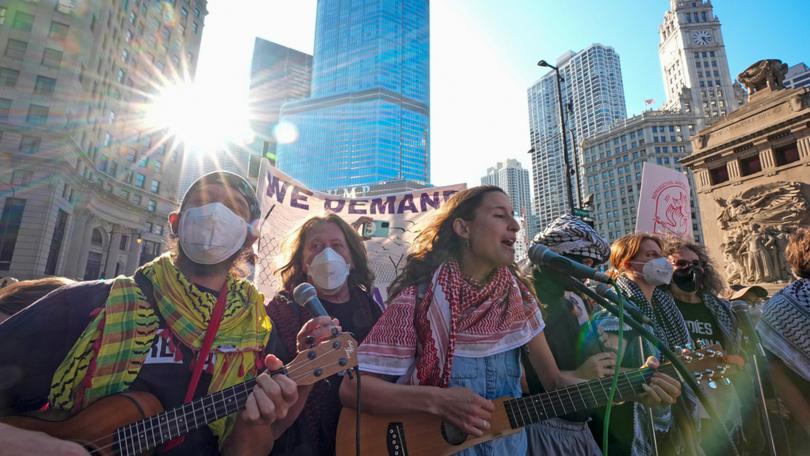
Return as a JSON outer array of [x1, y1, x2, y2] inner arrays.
[[82, 344, 349, 455]]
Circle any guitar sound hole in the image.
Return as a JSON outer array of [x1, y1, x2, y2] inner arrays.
[[441, 422, 468, 446]]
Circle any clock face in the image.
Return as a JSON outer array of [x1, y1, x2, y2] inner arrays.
[[691, 30, 713, 46]]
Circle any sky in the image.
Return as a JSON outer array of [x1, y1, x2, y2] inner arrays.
[[194, 0, 810, 188]]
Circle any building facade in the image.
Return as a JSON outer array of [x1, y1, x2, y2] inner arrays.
[[248, 37, 312, 167], [681, 73, 810, 289], [581, 111, 704, 242], [658, 0, 740, 123], [0, 0, 207, 280], [480, 158, 534, 233], [276, 0, 430, 191], [784, 62, 810, 89], [527, 44, 627, 232]]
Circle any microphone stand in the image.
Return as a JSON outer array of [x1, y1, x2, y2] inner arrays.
[[565, 277, 740, 456], [737, 315, 789, 456]]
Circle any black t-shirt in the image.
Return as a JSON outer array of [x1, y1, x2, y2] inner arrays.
[[674, 297, 726, 349], [0, 278, 274, 455], [266, 286, 382, 456]]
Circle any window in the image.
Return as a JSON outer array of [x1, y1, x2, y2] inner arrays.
[[739, 155, 762, 176], [129, 11, 136, 24], [56, 0, 75, 14], [150, 180, 160, 194], [12, 11, 34, 31], [19, 135, 41, 154], [0, 7, 6, 24], [83, 252, 102, 280], [41, 48, 63, 68], [49, 21, 69, 39], [5, 39, 28, 60], [135, 173, 145, 188], [11, 170, 32, 185], [125, 29, 132, 42], [91, 228, 103, 246], [34, 76, 56, 95], [147, 199, 157, 212], [121, 48, 129, 62], [119, 235, 129, 250], [0, 198, 26, 271], [774, 142, 800, 167], [103, 132, 112, 146], [152, 160, 162, 173], [45, 209, 69, 275], [116, 69, 125, 83], [26, 104, 49, 126], [709, 165, 729, 185], [0, 98, 11, 121], [192, 21, 198, 34], [132, 194, 142, 205], [0, 67, 19, 86]]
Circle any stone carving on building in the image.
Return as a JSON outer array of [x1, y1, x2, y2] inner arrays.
[[737, 59, 789, 93], [716, 181, 808, 285]]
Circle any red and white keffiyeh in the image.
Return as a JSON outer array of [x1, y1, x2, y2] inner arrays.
[[358, 261, 545, 386]]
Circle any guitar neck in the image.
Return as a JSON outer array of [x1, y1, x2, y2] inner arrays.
[[115, 376, 261, 455], [503, 363, 676, 429]]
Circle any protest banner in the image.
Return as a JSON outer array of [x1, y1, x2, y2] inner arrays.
[[635, 162, 694, 239], [254, 160, 466, 302]]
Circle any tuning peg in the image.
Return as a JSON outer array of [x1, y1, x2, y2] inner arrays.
[[682, 354, 693, 363], [346, 369, 354, 380], [707, 380, 718, 389], [693, 351, 705, 360]]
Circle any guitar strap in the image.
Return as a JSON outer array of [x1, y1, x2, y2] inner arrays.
[[162, 280, 229, 451]]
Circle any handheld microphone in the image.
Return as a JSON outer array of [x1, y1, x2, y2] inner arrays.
[[292, 282, 329, 317], [731, 300, 766, 357], [593, 283, 653, 325], [528, 244, 612, 284]]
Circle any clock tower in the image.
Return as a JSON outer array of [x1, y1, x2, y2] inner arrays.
[[658, 0, 739, 125]]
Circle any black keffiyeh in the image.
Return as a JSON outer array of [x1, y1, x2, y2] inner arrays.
[[756, 278, 810, 381], [533, 214, 610, 264], [701, 292, 739, 352], [615, 275, 692, 350]]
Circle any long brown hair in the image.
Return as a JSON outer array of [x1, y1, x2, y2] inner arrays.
[[387, 185, 532, 299], [608, 233, 663, 279], [277, 214, 374, 292], [663, 237, 726, 295]]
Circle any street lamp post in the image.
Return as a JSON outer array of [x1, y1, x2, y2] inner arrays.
[[538, 59, 576, 213]]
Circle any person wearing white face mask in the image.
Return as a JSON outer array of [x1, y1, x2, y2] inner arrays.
[[265, 214, 382, 456], [592, 233, 699, 456], [0, 171, 338, 456]]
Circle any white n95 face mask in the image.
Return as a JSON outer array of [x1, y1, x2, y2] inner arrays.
[[638, 257, 674, 286], [308, 247, 350, 292], [179, 202, 247, 265]]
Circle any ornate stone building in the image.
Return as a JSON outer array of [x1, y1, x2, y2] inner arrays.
[[0, 1, 207, 280], [682, 60, 810, 288]]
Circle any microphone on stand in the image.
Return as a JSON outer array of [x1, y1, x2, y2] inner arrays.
[[731, 300, 766, 357], [528, 244, 611, 284]]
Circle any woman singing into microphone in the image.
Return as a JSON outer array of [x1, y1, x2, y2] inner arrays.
[[340, 186, 680, 455]]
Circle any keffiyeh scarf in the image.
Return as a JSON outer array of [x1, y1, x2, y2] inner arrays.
[[615, 275, 692, 350], [49, 253, 272, 441], [359, 261, 544, 386], [756, 278, 810, 381], [533, 214, 610, 264]]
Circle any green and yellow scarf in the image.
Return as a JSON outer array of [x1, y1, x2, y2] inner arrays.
[[49, 253, 272, 442]]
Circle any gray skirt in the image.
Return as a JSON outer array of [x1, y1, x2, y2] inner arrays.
[[526, 417, 602, 456]]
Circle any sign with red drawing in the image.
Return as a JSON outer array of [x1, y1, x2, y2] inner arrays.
[[635, 162, 694, 239]]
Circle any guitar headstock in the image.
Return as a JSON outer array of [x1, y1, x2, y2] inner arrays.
[[286, 332, 359, 386], [676, 344, 743, 387]]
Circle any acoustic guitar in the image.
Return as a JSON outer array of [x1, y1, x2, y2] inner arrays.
[[336, 346, 739, 456], [2, 333, 358, 456]]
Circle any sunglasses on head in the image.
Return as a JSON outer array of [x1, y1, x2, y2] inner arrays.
[[674, 259, 705, 269]]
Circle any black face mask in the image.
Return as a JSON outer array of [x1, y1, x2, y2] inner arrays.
[[672, 266, 704, 293]]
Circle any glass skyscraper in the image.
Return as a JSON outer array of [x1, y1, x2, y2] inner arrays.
[[277, 0, 430, 191]]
